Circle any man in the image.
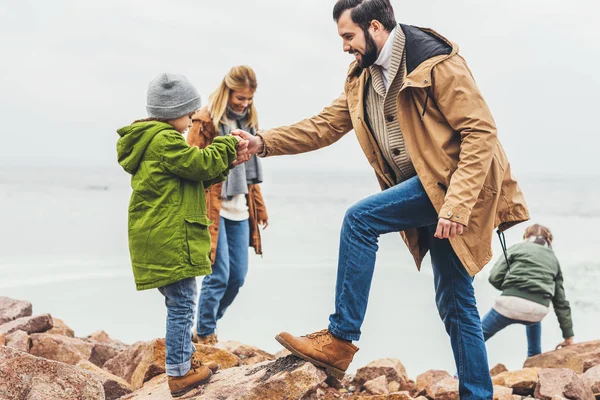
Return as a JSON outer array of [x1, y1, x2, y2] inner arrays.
[[235, 0, 529, 398]]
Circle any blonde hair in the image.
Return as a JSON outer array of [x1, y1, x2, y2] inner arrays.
[[523, 224, 553, 246], [208, 66, 258, 132]]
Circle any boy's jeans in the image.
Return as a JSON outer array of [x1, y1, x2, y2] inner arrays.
[[158, 277, 197, 377], [327, 176, 493, 400], [482, 307, 543, 357], [197, 217, 250, 336]]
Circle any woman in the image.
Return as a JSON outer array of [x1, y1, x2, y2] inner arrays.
[[187, 66, 268, 345], [482, 224, 575, 358]]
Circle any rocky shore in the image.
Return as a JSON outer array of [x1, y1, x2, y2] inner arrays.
[[0, 296, 598, 400]]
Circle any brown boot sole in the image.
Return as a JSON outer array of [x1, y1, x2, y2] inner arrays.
[[170, 370, 213, 398], [275, 334, 346, 379]]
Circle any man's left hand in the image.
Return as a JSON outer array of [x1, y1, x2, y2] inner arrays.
[[434, 218, 465, 239]]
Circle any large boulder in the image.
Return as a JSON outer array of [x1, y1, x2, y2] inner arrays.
[[355, 358, 410, 391], [103, 339, 166, 390], [0, 313, 53, 335], [216, 341, 275, 366], [29, 333, 93, 365], [124, 355, 327, 400], [77, 360, 133, 400], [83, 330, 130, 367], [5, 329, 31, 352], [0, 296, 32, 325], [193, 342, 241, 370], [524, 340, 600, 373], [416, 370, 452, 398], [199, 355, 327, 400], [581, 364, 600, 396], [534, 368, 595, 400], [0, 346, 104, 400], [492, 368, 539, 396], [430, 377, 459, 400], [490, 363, 509, 377], [46, 317, 75, 337], [493, 385, 514, 400], [364, 375, 390, 395]]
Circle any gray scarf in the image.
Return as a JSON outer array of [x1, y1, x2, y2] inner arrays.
[[219, 106, 263, 200]]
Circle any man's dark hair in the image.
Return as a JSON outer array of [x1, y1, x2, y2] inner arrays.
[[333, 0, 397, 32]]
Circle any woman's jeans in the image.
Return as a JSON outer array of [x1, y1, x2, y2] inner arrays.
[[197, 217, 250, 336], [327, 176, 493, 400], [158, 277, 197, 377], [482, 308, 543, 357]]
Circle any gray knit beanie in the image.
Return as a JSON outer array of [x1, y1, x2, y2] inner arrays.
[[146, 73, 201, 120]]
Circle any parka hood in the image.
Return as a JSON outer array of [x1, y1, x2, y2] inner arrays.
[[116, 121, 174, 174]]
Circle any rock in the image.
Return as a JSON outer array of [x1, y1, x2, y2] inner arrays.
[[431, 377, 459, 400], [492, 368, 539, 396], [0, 313, 53, 335], [524, 340, 600, 373], [124, 355, 327, 400], [416, 370, 452, 398], [215, 341, 276, 365], [493, 385, 514, 399], [0, 346, 104, 400], [355, 359, 409, 389], [5, 330, 31, 352], [0, 333, 5, 346], [103, 339, 166, 390], [581, 364, 600, 395], [0, 296, 32, 325], [491, 363, 509, 377], [87, 330, 112, 343], [389, 380, 401, 392], [83, 330, 130, 367], [46, 317, 75, 337], [29, 333, 93, 365], [349, 393, 414, 400], [534, 368, 594, 400], [193, 342, 241, 369], [77, 359, 133, 400], [364, 375, 389, 395], [274, 348, 292, 358]]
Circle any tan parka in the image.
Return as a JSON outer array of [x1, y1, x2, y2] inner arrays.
[[259, 25, 529, 276]]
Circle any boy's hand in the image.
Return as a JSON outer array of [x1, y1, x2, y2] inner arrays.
[[556, 337, 575, 350], [232, 136, 251, 166]]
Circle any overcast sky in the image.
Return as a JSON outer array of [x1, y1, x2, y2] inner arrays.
[[0, 0, 598, 175]]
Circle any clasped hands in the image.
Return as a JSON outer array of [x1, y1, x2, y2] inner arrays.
[[231, 129, 262, 166]]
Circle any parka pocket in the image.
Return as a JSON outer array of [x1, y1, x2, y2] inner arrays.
[[184, 216, 213, 266]]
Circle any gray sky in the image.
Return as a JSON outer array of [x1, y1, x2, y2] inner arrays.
[[1, 0, 598, 175]]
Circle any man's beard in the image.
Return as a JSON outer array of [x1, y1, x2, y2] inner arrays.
[[357, 29, 379, 69]]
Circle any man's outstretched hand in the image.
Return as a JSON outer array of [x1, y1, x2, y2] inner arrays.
[[232, 129, 264, 155], [434, 218, 465, 239]]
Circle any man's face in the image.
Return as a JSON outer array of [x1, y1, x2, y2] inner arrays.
[[337, 9, 378, 69]]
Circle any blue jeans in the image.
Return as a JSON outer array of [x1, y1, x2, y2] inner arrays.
[[197, 216, 249, 336], [157, 277, 197, 377], [482, 308, 542, 357], [328, 176, 493, 400]]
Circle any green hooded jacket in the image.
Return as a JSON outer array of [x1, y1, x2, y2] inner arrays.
[[117, 121, 238, 290], [489, 241, 574, 338]]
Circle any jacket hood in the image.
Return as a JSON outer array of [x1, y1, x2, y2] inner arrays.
[[116, 121, 173, 174]]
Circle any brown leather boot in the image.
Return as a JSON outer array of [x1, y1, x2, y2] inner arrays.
[[192, 330, 218, 346], [191, 351, 219, 373], [275, 329, 358, 379], [167, 365, 212, 398]]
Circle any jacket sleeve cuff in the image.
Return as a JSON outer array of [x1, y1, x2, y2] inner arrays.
[[561, 327, 574, 339], [257, 134, 268, 157], [438, 202, 471, 226]]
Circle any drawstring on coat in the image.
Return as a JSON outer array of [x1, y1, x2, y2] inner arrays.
[[497, 230, 511, 269]]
